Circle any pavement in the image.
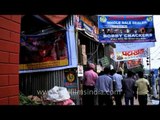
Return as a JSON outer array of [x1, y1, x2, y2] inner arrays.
[[80, 95, 160, 105], [121, 95, 159, 105]]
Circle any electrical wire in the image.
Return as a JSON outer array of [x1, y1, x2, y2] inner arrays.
[[87, 43, 100, 61]]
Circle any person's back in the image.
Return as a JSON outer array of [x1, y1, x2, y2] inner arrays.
[[150, 71, 158, 99], [111, 69, 123, 106], [83, 63, 98, 106], [136, 78, 149, 95], [158, 74, 160, 100], [135, 71, 151, 106], [151, 71, 156, 86], [84, 69, 98, 86], [158, 74, 160, 86], [96, 67, 113, 106], [96, 74, 112, 93], [123, 77, 135, 97], [123, 71, 135, 105], [113, 73, 123, 91]]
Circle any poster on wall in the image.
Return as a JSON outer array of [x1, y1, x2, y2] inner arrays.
[[64, 68, 77, 88], [98, 15, 156, 43], [20, 30, 68, 70], [115, 48, 148, 61], [126, 59, 142, 69], [64, 68, 78, 96]]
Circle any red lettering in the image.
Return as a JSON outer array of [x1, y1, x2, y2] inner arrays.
[[126, 16, 145, 20], [108, 16, 124, 20], [133, 50, 139, 55], [138, 49, 144, 54], [122, 49, 145, 57], [128, 60, 132, 64], [128, 51, 133, 56], [122, 51, 128, 56]]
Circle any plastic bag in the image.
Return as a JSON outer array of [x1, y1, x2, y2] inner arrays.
[[45, 86, 70, 102]]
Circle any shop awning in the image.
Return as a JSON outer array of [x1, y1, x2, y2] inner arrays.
[[43, 15, 68, 27]]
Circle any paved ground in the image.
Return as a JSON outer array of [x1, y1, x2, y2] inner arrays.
[[121, 97, 152, 105], [79, 95, 160, 105], [121, 95, 159, 105]]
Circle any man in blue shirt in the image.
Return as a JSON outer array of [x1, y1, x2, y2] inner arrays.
[[95, 67, 113, 106], [111, 69, 123, 106]]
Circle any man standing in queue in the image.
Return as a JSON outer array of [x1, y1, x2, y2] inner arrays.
[[83, 63, 98, 106]]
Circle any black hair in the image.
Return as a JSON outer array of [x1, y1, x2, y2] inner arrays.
[[127, 70, 133, 77], [117, 71, 122, 75], [104, 67, 110, 74], [98, 71, 104, 76], [138, 71, 144, 78], [150, 71, 154, 74], [110, 69, 116, 75]]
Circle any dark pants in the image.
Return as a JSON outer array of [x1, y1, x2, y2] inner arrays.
[[83, 85, 95, 106], [114, 91, 122, 106], [138, 94, 148, 106], [98, 93, 113, 106], [125, 96, 134, 106]]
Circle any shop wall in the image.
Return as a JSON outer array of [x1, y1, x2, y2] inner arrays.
[[0, 15, 21, 105]]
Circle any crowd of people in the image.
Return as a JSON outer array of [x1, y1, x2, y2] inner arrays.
[[82, 63, 160, 106]]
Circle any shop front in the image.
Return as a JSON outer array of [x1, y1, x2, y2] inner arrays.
[[19, 15, 80, 105]]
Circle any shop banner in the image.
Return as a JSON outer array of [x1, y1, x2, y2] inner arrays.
[[126, 59, 142, 69], [98, 15, 156, 43], [115, 42, 155, 52], [100, 56, 110, 67], [20, 30, 68, 70], [74, 15, 98, 41], [115, 48, 148, 61]]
